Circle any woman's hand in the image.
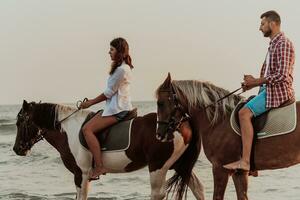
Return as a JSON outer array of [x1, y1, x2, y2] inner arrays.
[[80, 100, 93, 109]]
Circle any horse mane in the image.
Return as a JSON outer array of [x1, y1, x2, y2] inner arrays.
[[33, 103, 57, 129], [172, 80, 243, 125], [54, 104, 92, 131], [55, 104, 78, 118]]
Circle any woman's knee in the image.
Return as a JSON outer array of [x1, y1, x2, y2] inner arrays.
[[82, 124, 93, 136]]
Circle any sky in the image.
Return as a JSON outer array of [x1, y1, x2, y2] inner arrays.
[[1, 0, 300, 105]]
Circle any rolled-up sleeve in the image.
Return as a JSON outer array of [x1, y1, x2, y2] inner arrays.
[[103, 68, 125, 98], [266, 40, 294, 85]]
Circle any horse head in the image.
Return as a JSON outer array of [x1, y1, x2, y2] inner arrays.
[[13, 100, 42, 155], [156, 73, 189, 142], [13, 100, 57, 156]]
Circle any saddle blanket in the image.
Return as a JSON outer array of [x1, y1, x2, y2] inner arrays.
[[230, 102, 297, 139]]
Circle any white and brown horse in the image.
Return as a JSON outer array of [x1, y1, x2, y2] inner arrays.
[[13, 100, 204, 200]]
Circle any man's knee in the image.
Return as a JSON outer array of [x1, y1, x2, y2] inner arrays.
[[238, 108, 253, 121]]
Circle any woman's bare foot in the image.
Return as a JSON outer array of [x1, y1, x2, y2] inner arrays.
[[223, 160, 250, 171], [89, 166, 108, 180]]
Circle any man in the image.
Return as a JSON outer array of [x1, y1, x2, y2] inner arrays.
[[224, 10, 295, 171]]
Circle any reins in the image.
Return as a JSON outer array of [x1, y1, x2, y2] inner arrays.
[[204, 86, 244, 109], [58, 98, 88, 124]]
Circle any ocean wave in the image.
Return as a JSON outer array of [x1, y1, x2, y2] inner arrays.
[[0, 119, 16, 133], [0, 124, 16, 133], [0, 143, 11, 149], [0, 193, 46, 200], [0, 192, 77, 200], [0, 119, 16, 126]]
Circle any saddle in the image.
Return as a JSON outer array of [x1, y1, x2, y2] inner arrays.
[[79, 108, 137, 152], [231, 97, 296, 138]]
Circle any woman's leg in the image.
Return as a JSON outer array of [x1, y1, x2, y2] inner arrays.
[[82, 114, 118, 178]]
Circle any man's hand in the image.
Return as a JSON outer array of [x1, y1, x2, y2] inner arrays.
[[242, 75, 257, 91]]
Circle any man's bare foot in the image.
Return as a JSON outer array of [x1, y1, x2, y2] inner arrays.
[[89, 166, 108, 180], [249, 170, 258, 177], [223, 160, 250, 171]]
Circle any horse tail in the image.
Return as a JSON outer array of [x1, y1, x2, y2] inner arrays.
[[166, 125, 201, 199]]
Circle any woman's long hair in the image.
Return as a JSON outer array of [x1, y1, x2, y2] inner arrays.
[[109, 38, 134, 75]]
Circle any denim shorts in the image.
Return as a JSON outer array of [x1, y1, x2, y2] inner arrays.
[[244, 86, 268, 117], [113, 111, 129, 121]]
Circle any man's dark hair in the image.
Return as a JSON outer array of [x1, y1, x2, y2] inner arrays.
[[260, 10, 281, 25]]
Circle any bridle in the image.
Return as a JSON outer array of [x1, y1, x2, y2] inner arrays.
[[17, 112, 45, 152], [157, 84, 244, 135], [17, 98, 88, 152], [157, 83, 190, 134]]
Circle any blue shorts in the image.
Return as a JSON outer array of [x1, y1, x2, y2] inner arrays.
[[244, 86, 268, 117]]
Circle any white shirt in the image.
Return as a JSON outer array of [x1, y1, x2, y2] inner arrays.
[[264, 50, 270, 78], [262, 50, 270, 88], [102, 63, 133, 116]]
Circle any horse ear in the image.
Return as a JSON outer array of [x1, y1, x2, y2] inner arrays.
[[22, 100, 29, 111], [162, 73, 172, 88]]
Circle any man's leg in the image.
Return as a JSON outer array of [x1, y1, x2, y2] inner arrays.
[[224, 87, 267, 171], [223, 107, 253, 171]]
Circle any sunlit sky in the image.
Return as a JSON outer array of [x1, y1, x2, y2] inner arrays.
[[1, 0, 299, 105]]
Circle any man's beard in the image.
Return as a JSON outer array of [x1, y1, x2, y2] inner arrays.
[[263, 29, 272, 37]]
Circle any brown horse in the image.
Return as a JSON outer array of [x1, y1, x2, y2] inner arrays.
[[13, 100, 204, 200], [156, 74, 300, 200]]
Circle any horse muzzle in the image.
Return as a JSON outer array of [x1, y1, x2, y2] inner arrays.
[[13, 146, 28, 156]]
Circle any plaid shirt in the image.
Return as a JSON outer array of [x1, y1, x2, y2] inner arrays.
[[260, 32, 295, 108]]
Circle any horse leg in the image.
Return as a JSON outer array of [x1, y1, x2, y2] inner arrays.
[[149, 168, 168, 200], [75, 173, 90, 200], [188, 171, 205, 200], [232, 172, 249, 200], [74, 152, 93, 200], [212, 166, 229, 200]]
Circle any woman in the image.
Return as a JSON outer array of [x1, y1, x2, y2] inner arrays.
[[80, 37, 134, 179]]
